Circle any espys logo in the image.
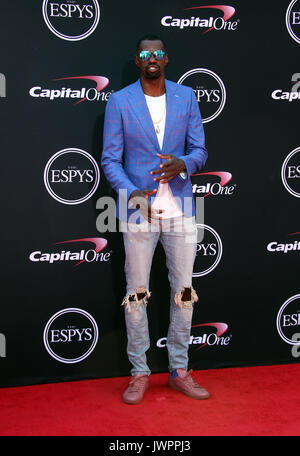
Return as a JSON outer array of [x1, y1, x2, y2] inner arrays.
[[267, 232, 300, 254], [157, 322, 231, 349], [193, 224, 223, 277], [192, 171, 236, 197], [286, 0, 300, 44], [29, 75, 111, 105], [43, 308, 99, 363], [0, 73, 6, 98], [29, 237, 110, 267], [177, 69, 226, 123], [276, 295, 300, 345], [42, 0, 100, 41], [161, 4, 239, 33], [271, 73, 300, 102], [44, 148, 100, 204], [281, 147, 300, 198]]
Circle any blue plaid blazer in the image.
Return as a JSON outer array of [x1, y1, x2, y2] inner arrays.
[[101, 78, 207, 221]]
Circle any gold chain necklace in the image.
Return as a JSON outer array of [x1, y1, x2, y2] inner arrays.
[[152, 101, 166, 134]]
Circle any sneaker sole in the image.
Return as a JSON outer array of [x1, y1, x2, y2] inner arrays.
[[168, 381, 210, 400], [123, 397, 144, 405]]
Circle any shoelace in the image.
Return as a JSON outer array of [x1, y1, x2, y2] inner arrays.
[[185, 370, 202, 388], [128, 376, 147, 392]]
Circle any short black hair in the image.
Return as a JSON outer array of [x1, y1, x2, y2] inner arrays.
[[136, 34, 167, 52]]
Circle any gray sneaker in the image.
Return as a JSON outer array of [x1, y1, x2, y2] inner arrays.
[[122, 375, 149, 405], [168, 370, 210, 400]]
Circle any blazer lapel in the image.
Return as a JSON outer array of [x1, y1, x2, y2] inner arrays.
[[127, 80, 160, 152], [161, 79, 177, 153]]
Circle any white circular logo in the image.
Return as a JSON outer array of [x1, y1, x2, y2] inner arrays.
[[286, 0, 300, 44], [193, 224, 223, 277], [42, 0, 100, 41], [281, 147, 300, 198], [43, 308, 99, 363], [177, 68, 226, 123], [276, 295, 300, 345], [44, 148, 100, 205]]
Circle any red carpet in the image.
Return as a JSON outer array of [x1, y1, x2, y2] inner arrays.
[[0, 364, 300, 436]]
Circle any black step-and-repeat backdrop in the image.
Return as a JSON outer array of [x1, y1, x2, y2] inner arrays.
[[0, 1, 299, 387]]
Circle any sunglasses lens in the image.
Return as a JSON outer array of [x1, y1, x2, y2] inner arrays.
[[139, 50, 165, 61], [139, 51, 151, 61], [153, 50, 165, 60]]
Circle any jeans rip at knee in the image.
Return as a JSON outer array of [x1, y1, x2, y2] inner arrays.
[[174, 286, 198, 309], [122, 286, 151, 312]]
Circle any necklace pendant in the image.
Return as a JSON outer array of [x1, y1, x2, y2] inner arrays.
[[155, 125, 160, 134]]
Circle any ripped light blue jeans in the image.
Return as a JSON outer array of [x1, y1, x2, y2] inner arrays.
[[120, 216, 198, 376]]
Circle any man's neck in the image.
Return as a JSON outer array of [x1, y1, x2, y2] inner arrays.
[[140, 77, 165, 97]]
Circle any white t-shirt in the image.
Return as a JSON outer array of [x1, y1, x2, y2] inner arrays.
[[145, 93, 184, 219]]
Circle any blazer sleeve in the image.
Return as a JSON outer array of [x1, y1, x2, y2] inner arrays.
[[178, 88, 208, 177], [101, 93, 139, 203]]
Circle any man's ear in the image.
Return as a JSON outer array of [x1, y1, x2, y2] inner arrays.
[[134, 55, 139, 67]]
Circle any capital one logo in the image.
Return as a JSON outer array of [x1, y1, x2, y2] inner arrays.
[[281, 147, 300, 198], [286, 0, 300, 44], [43, 308, 99, 363], [177, 69, 226, 123], [29, 75, 110, 105], [42, 0, 100, 41], [267, 231, 300, 254], [44, 148, 100, 204], [29, 237, 110, 267], [161, 5, 239, 33], [157, 322, 231, 349], [276, 295, 300, 345], [192, 171, 236, 197], [193, 224, 223, 277], [271, 73, 300, 102]]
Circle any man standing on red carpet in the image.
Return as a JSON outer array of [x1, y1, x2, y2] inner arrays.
[[101, 34, 209, 404]]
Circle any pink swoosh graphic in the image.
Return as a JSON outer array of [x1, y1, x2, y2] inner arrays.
[[191, 171, 232, 197], [192, 322, 228, 350], [53, 76, 109, 105], [54, 237, 108, 267], [288, 232, 300, 236], [184, 5, 236, 34]]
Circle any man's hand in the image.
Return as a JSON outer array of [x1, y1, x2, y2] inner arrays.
[[150, 154, 186, 183], [128, 189, 163, 223]]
